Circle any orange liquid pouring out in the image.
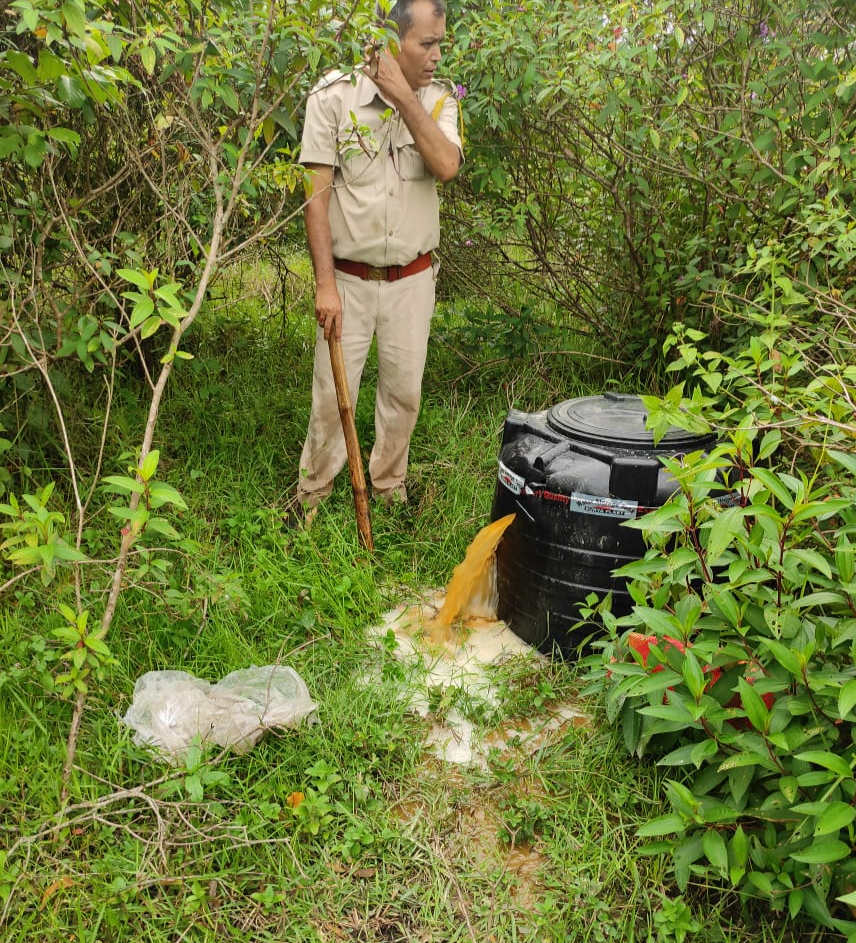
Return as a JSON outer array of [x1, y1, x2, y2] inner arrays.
[[425, 513, 516, 644]]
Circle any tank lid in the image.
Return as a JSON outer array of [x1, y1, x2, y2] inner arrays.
[[546, 393, 714, 450]]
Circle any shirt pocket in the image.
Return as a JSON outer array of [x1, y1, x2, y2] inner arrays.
[[396, 143, 428, 181], [337, 144, 380, 187]]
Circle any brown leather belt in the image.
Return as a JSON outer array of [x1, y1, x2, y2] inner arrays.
[[333, 253, 432, 282]]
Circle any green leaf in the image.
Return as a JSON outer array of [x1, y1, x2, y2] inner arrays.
[[637, 814, 686, 838], [751, 467, 795, 509], [145, 517, 181, 539], [0, 131, 22, 159], [636, 703, 695, 724], [737, 677, 769, 733], [630, 606, 683, 639], [117, 268, 152, 291], [160, 307, 182, 329], [759, 639, 802, 677], [101, 475, 143, 495], [138, 450, 159, 482], [792, 500, 849, 524], [84, 636, 111, 656], [106, 32, 124, 63], [830, 450, 856, 476], [57, 75, 89, 108], [631, 668, 683, 695], [778, 776, 799, 803], [148, 482, 187, 510], [140, 45, 156, 76], [814, 802, 856, 836], [673, 834, 704, 891], [53, 543, 88, 563], [795, 751, 853, 779], [702, 828, 728, 874], [636, 841, 672, 856], [691, 740, 719, 766], [184, 773, 203, 802], [704, 505, 745, 562], [53, 626, 81, 645], [729, 825, 748, 868], [23, 135, 48, 169], [717, 750, 778, 773], [783, 548, 832, 579], [153, 283, 181, 305], [682, 649, 706, 700], [746, 871, 774, 896], [836, 536, 854, 584], [7, 50, 38, 83], [46, 126, 81, 153], [61, 1, 87, 36], [217, 82, 240, 113], [790, 838, 852, 864], [140, 317, 162, 340], [657, 743, 704, 767], [127, 295, 155, 328], [791, 591, 847, 609], [839, 680, 856, 721], [58, 603, 78, 624], [788, 887, 805, 920]]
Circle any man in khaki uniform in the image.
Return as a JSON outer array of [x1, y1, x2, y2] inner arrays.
[[297, 0, 463, 514]]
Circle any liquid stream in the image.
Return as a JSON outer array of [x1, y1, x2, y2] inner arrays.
[[424, 512, 516, 645]]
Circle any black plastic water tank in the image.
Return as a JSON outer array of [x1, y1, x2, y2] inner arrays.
[[490, 393, 719, 656]]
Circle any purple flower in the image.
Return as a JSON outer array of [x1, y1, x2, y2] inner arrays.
[[455, 83, 467, 100], [759, 20, 769, 39], [465, 239, 473, 246]]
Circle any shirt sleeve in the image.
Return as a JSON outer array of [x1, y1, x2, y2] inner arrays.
[[298, 82, 340, 167], [433, 86, 464, 164]]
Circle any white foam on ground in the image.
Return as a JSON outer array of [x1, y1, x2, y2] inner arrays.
[[367, 592, 587, 768]]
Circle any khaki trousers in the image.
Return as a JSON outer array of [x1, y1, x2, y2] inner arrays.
[[297, 266, 436, 507]]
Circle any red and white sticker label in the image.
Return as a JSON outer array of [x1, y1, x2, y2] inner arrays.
[[568, 492, 639, 519], [497, 461, 525, 495], [526, 486, 639, 519]]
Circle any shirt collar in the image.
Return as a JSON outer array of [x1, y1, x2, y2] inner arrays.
[[357, 70, 426, 110]]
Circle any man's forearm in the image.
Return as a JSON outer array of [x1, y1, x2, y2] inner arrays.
[[396, 92, 461, 183], [305, 200, 337, 287], [304, 165, 337, 287], [370, 56, 461, 183]]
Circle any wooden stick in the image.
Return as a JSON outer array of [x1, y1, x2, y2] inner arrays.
[[327, 335, 374, 550]]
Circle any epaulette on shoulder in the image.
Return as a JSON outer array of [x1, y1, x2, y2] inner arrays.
[[312, 69, 352, 93], [431, 76, 458, 96], [428, 77, 464, 146]]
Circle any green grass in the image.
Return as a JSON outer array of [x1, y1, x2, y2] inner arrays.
[[0, 260, 828, 942]]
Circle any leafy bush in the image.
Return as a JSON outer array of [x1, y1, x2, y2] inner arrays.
[[583, 296, 856, 933], [442, 0, 856, 359]]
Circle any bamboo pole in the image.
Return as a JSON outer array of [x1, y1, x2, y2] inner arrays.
[[327, 334, 374, 550]]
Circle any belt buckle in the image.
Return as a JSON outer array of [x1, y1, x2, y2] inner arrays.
[[365, 264, 387, 281]]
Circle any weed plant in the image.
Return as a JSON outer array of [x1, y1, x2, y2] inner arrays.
[[0, 262, 815, 942]]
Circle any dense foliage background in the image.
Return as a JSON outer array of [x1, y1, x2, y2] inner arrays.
[[2, 0, 856, 939]]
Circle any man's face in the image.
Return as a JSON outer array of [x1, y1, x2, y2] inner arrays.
[[395, 1, 446, 90]]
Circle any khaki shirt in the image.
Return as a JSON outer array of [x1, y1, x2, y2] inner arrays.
[[299, 70, 463, 267]]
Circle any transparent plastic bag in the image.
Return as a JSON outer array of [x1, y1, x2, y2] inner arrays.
[[122, 665, 317, 763]]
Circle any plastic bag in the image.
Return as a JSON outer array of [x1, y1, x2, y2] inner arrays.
[[122, 665, 317, 763]]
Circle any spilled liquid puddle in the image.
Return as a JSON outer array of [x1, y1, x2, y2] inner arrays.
[[369, 513, 588, 769], [364, 516, 589, 920], [453, 799, 549, 912]]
